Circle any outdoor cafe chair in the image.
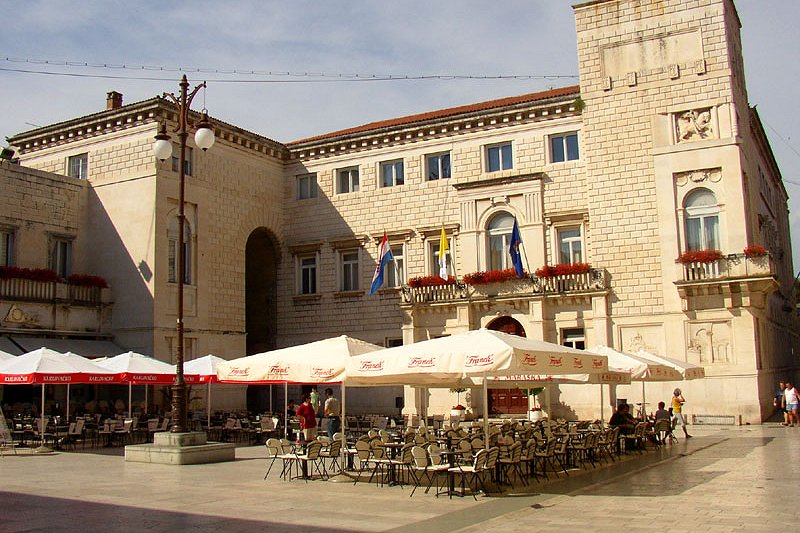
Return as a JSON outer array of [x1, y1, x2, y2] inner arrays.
[[445, 448, 489, 500], [351, 439, 374, 485], [570, 430, 599, 469], [264, 438, 285, 479], [469, 436, 484, 452], [283, 440, 324, 482], [456, 438, 473, 464], [410, 445, 449, 497], [533, 437, 558, 480], [319, 438, 343, 477], [498, 440, 526, 487], [650, 418, 674, 445], [624, 422, 648, 453], [597, 426, 620, 462]]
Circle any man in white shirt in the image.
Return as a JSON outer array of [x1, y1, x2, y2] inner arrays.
[[323, 388, 341, 438], [784, 381, 799, 427]]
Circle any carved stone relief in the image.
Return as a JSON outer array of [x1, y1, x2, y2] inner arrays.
[[2, 304, 40, 327], [674, 167, 722, 187], [675, 108, 714, 142], [619, 325, 664, 355], [686, 321, 732, 364]]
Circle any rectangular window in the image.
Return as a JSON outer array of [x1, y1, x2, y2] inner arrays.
[[386, 338, 403, 348], [385, 244, 404, 288], [550, 133, 579, 163], [561, 328, 585, 350], [341, 250, 359, 291], [380, 160, 404, 187], [337, 167, 359, 194], [558, 227, 583, 264], [171, 145, 193, 176], [50, 238, 72, 278], [299, 255, 317, 294], [486, 142, 513, 172], [168, 228, 191, 284], [296, 173, 317, 200], [67, 154, 88, 180], [0, 230, 14, 266], [426, 152, 451, 180], [430, 240, 453, 277]]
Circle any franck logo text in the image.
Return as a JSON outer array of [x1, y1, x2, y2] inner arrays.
[[549, 356, 563, 367], [408, 357, 435, 368], [465, 355, 493, 367], [268, 365, 289, 376], [523, 354, 538, 366], [573, 357, 584, 369], [360, 360, 384, 372], [312, 367, 334, 378], [229, 368, 249, 376]]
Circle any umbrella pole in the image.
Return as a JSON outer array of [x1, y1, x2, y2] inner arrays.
[[482, 377, 489, 450], [641, 381, 646, 420], [545, 385, 552, 420], [128, 382, 132, 418], [207, 381, 212, 430], [33, 384, 50, 453], [284, 382, 288, 439], [328, 382, 351, 482], [66, 384, 70, 421], [145, 386, 148, 415], [600, 384, 604, 423]]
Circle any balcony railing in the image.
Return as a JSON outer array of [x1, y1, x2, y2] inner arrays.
[[0, 278, 106, 306], [677, 253, 774, 283], [400, 268, 608, 305]]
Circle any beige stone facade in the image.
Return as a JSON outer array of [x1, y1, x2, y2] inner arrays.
[[3, 0, 797, 421]]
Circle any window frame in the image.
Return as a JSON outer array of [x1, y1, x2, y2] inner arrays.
[[297, 253, 318, 295], [168, 218, 193, 285], [384, 242, 404, 289], [426, 151, 451, 181], [550, 132, 580, 163], [336, 167, 360, 194], [67, 153, 88, 180], [429, 237, 453, 277], [0, 228, 15, 267], [557, 226, 584, 264], [49, 236, 73, 278], [486, 212, 515, 271], [485, 142, 513, 173], [683, 188, 721, 251], [340, 249, 360, 291], [171, 144, 193, 176], [296, 173, 318, 200], [561, 328, 585, 350], [380, 159, 405, 188]]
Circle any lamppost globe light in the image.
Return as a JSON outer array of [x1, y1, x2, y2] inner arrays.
[[153, 138, 173, 161], [194, 112, 215, 151]]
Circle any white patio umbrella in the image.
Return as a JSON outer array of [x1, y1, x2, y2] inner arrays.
[[96, 351, 178, 417], [346, 329, 609, 449], [0, 347, 118, 451], [0, 349, 15, 361], [632, 349, 705, 380], [591, 345, 689, 417], [184, 354, 226, 428], [217, 335, 384, 479]]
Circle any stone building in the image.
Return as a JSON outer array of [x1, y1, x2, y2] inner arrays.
[[3, 0, 797, 422]]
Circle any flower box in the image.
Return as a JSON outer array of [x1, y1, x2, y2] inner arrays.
[[677, 249, 723, 264], [743, 245, 767, 258], [407, 275, 456, 288], [535, 263, 592, 278], [463, 268, 522, 286]]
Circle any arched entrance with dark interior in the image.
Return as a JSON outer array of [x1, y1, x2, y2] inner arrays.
[[245, 227, 279, 413], [486, 316, 528, 415]]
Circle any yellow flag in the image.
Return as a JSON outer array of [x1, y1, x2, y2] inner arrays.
[[438, 226, 449, 278]]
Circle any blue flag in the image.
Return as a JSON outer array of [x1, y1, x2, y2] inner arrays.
[[509, 218, 524, 277], [369, 233, 394, 296]]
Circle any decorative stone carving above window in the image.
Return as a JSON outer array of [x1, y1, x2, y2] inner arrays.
[[674, 167, 722, 187], [675, 107, 714, 142]]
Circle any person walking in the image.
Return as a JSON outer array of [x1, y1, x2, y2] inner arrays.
[[776, 382, 788, 426], [323, 388, 341, 439], [783, 381, 799, 427], [296, 394, 318, 442], [671, 388, 692, 439], [310, 386, 321, 423]]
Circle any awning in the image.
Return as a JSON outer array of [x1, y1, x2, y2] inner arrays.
[[0, 336, 24, 355], [10, 336, 125, 359]]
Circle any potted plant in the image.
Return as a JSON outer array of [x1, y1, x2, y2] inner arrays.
[[450, 387, 467, 418], [743, 245, 767, 258], [523, 387, 546, 421]]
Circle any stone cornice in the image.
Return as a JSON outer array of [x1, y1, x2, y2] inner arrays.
[[288, 95, 582, 161], [452, 173, 545, 191]]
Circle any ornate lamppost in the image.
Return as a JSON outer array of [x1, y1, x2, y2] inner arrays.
[[152, 75, 215, 433]]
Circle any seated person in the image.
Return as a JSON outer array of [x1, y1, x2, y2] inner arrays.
[[654, 401, 670, 422], [609, 403, 636, 435]]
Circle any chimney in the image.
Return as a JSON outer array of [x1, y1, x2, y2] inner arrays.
[[106, 91, 123, 110]]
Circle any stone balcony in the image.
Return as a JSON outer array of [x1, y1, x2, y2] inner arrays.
[[400, 268, 609, 306], [674, 253, 778, 310], [0, 278, 112, 332]]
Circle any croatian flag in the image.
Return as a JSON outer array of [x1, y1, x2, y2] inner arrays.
[[509, 218, 524, 277], [369, 232, 394, 296]]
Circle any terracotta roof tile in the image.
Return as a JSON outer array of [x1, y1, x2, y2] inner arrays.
[[287, 85, 580, 146]]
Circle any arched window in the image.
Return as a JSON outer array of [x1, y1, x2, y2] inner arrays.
[[684, 189, 720, 251], [168, 217, 192, 284], [487, 212, 515, 271]]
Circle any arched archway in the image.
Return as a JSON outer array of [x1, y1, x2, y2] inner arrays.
[[246, 228, 280, 413], [486, 316, 527, 414]]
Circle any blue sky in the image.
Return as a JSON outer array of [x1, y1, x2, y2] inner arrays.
[[2, 0, 799, 267]]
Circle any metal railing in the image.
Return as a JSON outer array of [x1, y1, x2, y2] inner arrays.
[[678, 253, 774, 282]]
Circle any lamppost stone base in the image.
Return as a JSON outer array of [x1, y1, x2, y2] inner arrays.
[[124, 432, 235, 465]]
